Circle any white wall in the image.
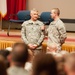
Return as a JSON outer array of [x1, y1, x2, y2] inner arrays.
[[27, 0, 75, 19]]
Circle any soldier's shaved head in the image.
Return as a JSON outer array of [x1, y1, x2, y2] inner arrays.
[[51, 8, 60, 16]]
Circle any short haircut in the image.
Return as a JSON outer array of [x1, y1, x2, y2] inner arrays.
[[0, 58, 7, 75], [31, 8, 38, 14], [0, 50, 10, 59], [11, 43, 28, 63], [52, 8, 60, 16], [32, 53, 58, 75], [65, 53, 75, 72]]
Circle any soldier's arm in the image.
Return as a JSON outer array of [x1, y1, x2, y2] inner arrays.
[[21, 23, 29, 45], [58, 24, 67, 44], [45, 26, 49, 35], [36, 30, 44, 46], [39, 21, 45, 31]]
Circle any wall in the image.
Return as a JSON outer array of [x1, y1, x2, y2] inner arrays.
[[27, 0, 75, 19], [2, 0, 75, 31]]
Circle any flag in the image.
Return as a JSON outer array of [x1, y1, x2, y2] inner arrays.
[[0, 0, 7, 17]]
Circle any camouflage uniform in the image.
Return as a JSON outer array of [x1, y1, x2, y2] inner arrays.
[[47, 19, 67, 52], [21, 20, 44, 55]]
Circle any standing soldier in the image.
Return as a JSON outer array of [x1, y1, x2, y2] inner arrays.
[[21, 9, 44, 55], [47, 8, 67, 52]]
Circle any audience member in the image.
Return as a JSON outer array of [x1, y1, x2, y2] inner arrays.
[[64, 53, 75, 75], [7, 43, 29, 75], [32, 53, 58, 75], [0, 55, 7, 75]]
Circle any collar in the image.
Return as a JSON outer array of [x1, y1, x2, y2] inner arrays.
[[51, 18, 60, 25], [28, 20, 39, 25]]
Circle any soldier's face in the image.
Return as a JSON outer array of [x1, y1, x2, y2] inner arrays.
[[31, 11, 39, 21], [51, 10, 56, 19]]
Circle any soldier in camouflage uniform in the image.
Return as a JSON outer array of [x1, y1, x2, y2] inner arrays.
[[47, 8, 67, 52], [21, 9, 44, 55]]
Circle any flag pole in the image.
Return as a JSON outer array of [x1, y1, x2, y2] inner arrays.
[[0, 13, 2, 30], [0, 0, 7, 30]]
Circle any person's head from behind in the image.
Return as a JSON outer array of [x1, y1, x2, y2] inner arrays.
[[0, 56, 7, 75], [51, 8, 60, 19], [11, 42, 28, 66], [30, 8, 39, 21], [54, 53, 66, 75], [64, 53, 75, 75], [0, 50, 10, 60], [47, 43, 58, 53], [0, 50, 11, 68], [32, 53, 58, 75]]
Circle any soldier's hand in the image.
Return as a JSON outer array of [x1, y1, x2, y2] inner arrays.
[[33, 44, 38, 48], [28, 44, 36, 50], [28, 44, 33, 49], [31, 44, 38, 49], [41, 25, 45, 31]]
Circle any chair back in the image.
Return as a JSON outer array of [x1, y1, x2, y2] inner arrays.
[[17, 10, 31, 21], [40, 12, 53, 25]]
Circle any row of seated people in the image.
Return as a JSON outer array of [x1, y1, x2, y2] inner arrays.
[[0, 42, 75, 75]]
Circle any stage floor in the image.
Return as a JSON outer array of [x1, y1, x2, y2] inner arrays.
[[0, 29, 75, 43], [0, 29, 22, 42], [0, 29, 75, 52]]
